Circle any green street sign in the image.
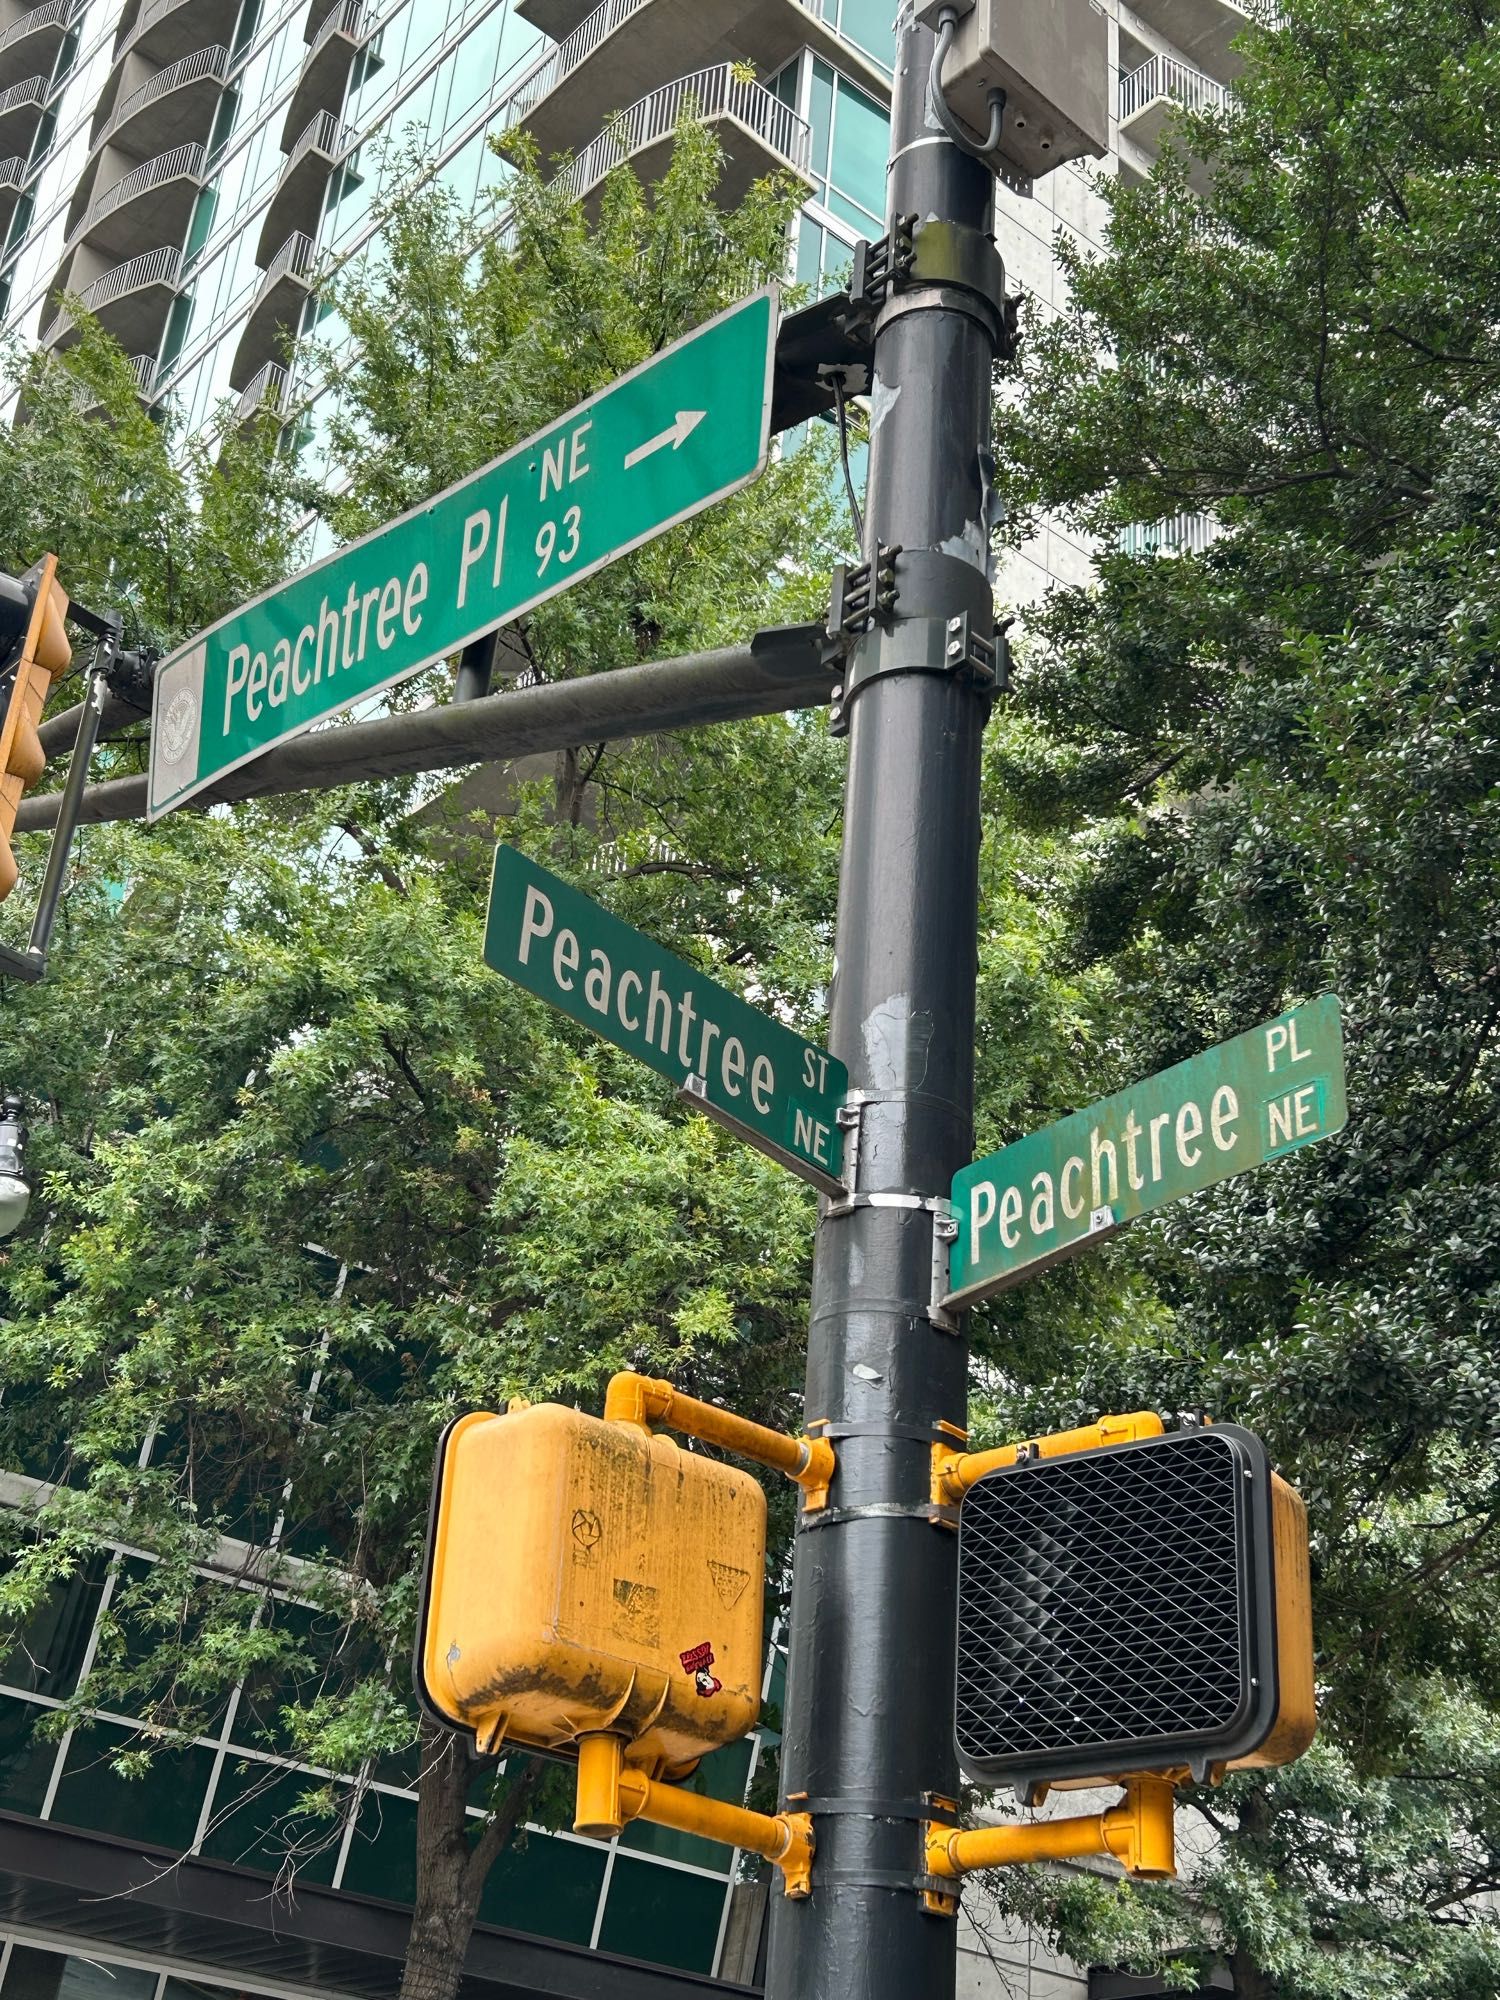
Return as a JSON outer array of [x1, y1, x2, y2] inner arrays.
[[948, 994, 1347, 1307], [484, 845, 848, 1194], [146, 289, 778, 820]]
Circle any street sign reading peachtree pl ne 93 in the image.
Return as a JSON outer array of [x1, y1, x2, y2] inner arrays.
[[948, 994, 1347, 1307], [486, 846, 848, 1195], [146, 289, 778, 820]]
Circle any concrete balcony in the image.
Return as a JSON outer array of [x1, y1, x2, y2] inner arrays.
[[72, 349, 155, 416], [497, 0, 890, 167], [256, 110, 349, 264], [62, 140, 203, 266], [234, 358, 287, 424], [42, 242, 180, 354], [1118, 55, 1227, 189], [514, 0, 594, 37], [1121, 0, 1259, 83], [0, 0, 75, 92], [228, 229, 315, 391], [91, 44, 229, 161], [0, 150, 27, 231], [115, 0, 236, 70], [508, 64, 813, 231], [280, 0, 368, 150], [0, 73, 47, 158], [302, 0, 342, 39]]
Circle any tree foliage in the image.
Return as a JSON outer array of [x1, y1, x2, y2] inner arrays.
[[976, 0, 1500, 1991], [0, 322, 302, 674], [0, 125, 839, 1999]]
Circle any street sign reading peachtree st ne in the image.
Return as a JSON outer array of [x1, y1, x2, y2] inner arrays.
[[146, 289, 779, 820], [485, 846, 848, 1194], [948, 994, 1348, 1307]]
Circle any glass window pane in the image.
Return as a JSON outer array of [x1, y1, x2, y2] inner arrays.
[[49, 1721, 216, 1850], [198, 1755, 342, 1884], [0, 1695, 58, 1815], [838, 0, 897, 66], [808, 59, 834, 184], [828, 186, 881, 234], [475, 1828, 607, 1945], [338, 1789, 419, 1903], [595, 1856, 725, 1973], [236, 1597, 381, 1757], [0, 1549, 107, 1699], [3, 1950, 156, 2000], [828, 78, 887, 226]]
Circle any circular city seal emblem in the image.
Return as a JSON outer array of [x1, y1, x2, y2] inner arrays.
[[160, 686, 198, 765]]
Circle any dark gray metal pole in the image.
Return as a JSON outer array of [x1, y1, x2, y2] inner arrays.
[[765, 7, 999, 1996]]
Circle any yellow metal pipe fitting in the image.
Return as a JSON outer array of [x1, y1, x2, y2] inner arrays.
[[931, 1409, 1165, 1507], [574, 1732, 815, 1898], [605, 1370, 835, 1510], [924, 1777, 1176, 1884]]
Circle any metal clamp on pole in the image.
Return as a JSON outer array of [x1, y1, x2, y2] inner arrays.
[[931, 1410, 1165, 1509], [848, 217, 918, 328], [874, 217, 1019, 355], [604, 1371, 836, 1513], [825, 549, 1005, 736], [576, 1733, 815, 1900], [922, 1777, 1177, 1899]]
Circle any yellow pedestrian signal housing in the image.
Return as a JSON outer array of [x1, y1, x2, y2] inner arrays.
[[415, 1402, 765, 1773], [0, 556, 71, 903], [952, 1423, 1314, 1799]]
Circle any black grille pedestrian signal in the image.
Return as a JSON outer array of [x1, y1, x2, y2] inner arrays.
[[954, 1426, 1314, 1797]]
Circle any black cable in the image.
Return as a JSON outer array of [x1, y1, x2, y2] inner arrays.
[[832, 373, 865, 549], [928, 8, 1007, 160]]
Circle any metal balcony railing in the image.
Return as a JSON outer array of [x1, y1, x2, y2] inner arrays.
[[69, 350, 155, 412], [497, 0, 834, 122], [0, 74, 48, 118], [0, 153, 28, 189], [97, 43, 228, 150], [1119, 55, 1229, 122], [286, 108, 353, 168], [1117, 512, 1221, 558], [43, 242, 180, 343], [497, 66, 811, 246], [562, 65, 809, 191], [254, 229, 316, 302], [69, 141, 203, 248], [82, 241, 180, 310], [307, 0, 367, 60], [235, 359, 287, 423], [0, 0, 75, 54]]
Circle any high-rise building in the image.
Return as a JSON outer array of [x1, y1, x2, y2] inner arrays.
[[0, 4, 1250, 1998]]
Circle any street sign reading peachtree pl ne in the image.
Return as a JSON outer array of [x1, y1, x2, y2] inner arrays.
[[146, 289, 778, 820], [486, 846, 848, 1195], [948, 994, 1347, 1307]]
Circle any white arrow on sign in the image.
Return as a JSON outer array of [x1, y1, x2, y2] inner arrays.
[[623, 409, 707, 470]]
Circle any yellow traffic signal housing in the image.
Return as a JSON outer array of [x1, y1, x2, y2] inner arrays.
[[0, 555, 71, 903], [415, 1402, 765, 1772], [952, 1423, 1314, 1798]]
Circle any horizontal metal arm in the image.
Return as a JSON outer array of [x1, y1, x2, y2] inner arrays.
[[16, 625, 832, 833], [37, 687, 148, 759], [925, 1777, 1176, 1883], [575, 1733, 814, 1898], [931, 1410, 1164, 1505], [605, 1371, 836, 1510]]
